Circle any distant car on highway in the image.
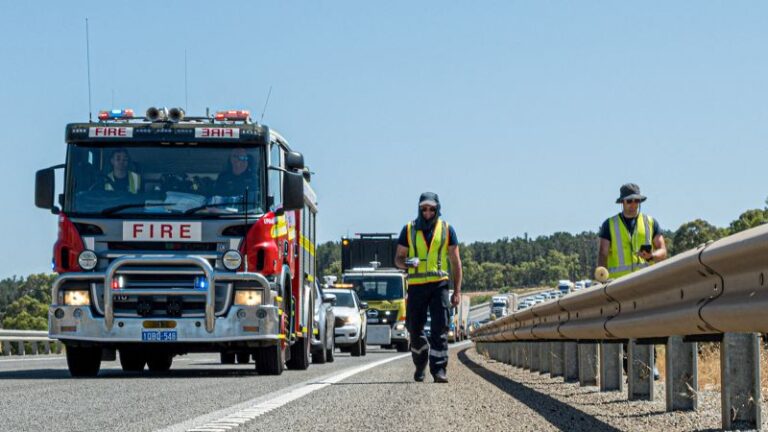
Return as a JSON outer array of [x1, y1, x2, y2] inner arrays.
[[326, 288, 368, 357], [311, 282, 336, 364]]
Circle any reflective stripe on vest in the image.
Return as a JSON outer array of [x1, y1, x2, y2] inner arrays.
[[105, 171, 141, 193], [607, 212, 654, 279], [407, 219, 450, 285]]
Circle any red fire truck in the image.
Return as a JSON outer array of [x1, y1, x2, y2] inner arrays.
[[35, 107, 318, 376]]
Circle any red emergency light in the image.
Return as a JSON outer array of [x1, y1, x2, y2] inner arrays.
[[98, 109, 134, 120], [215, 110, 251, 121]]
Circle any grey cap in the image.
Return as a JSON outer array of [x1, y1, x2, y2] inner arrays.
[[616, 183, 647, 203]]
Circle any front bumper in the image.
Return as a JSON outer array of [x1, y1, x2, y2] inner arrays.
[[334, 323, 360, 345], [49, 304, 281, 343]]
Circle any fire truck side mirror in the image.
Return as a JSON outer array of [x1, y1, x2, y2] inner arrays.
[[35, 167, 59, 214], [282, 170, 304, 211], [285, 151, 305, 171]]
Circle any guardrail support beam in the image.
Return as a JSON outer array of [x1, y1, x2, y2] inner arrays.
[[524, 343, 532, 370], [721, 332, 761, 430], [564, 342, 579, 382], [539, 342, 551, 374], [578, 342, 598, 386], [0, 340, 10, 356], [530, 342, 540, 372], [16, 341, 25, 356], [628, 339, 654, 401], [665, 336, 697, 411], [599, 342, 623, 392], [551, 342, 564, 378]]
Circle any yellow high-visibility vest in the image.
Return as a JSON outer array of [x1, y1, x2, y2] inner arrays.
[[607, 212, 655, 279], [406, 219, 450, 285], [105, 172, 141, 194]]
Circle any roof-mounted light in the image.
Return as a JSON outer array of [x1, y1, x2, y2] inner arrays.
[[146, 107, 168, 121], [215, 110, 251, 122], [98, 109, 134, 120]]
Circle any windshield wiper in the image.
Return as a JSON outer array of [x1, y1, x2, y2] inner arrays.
[[100, 202, 179, 215], [183, 203, 251, 215]]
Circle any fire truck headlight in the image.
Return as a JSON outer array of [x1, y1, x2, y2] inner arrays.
[[78, 250, 98, 271], [234, 290, 262, 306], [64, 290, 91, 306], [222, 250, 242, 271]]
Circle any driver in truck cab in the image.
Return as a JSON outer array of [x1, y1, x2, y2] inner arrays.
[[214, 147, 258, 196], [104, 148, 141, 194]]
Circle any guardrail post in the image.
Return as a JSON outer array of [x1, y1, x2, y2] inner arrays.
[[627, 339, 654, 400], [0, 340, 9, 356], [665, 336, 697, 411], [512, 343, 520, 367], [530, 342, 541, 372], [551, 342, 564, 378], [16, 341, 25, 356], [721, 332, 761, 430], [578, 342, 598, 386], [564, 342, 579, 382], [599, 342, 623, 392], [524, 343, 532, 370], [43, 341, 51, 355], [539, 342, 551, 374], [30, 341, 39, 355]]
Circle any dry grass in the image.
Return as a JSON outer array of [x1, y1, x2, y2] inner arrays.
[[655, 342, 768, 392]]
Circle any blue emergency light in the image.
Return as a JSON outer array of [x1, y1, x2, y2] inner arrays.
[[98, 109, 134, 120], [195, 277, 208, 290]]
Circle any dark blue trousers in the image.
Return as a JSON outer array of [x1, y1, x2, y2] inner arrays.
[[406, 280, 450, 374]]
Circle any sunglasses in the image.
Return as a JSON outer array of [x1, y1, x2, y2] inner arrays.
[[624, 199, 641, 204], [231, 155, 249, 161], [420, 206, 437, 213]]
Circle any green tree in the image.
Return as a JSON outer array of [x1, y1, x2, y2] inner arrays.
[[2, 295, 48, 330], [728, 209, 768, 234], [672, 219, 726, 255]]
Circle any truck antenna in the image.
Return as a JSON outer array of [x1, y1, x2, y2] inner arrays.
[[85, 18, 93, 122], [260, 86, 273, 122]]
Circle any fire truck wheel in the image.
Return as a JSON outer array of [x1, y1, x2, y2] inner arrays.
[[119, 349, 147, 372], [65, 346, 101, 378], [220, 352, 236, 364], [236, 352, 250, 364], [286, 336, 310, 370], [395, 341, 409, 352], [147, 354, 173, 372], [325, 336, 335, 362], [255, 344, 284, 375]]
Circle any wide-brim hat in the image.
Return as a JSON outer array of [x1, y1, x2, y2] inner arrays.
[[616, 183, 647, 203]]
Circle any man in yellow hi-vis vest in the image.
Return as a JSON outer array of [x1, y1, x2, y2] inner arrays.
[[597, 183, 667, 380], [395, 192, 462, 383], [104, 148, 141, 194]]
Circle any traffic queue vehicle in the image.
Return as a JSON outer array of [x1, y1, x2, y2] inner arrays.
[[340, 233, 409, 352], [35, 107, 318, 377]]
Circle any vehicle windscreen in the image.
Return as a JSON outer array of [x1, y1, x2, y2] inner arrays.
[[492, 301, 506, 307], [342, 275, 404, 301], [328, 290, 355, 308], [64, 144, 265, 216]]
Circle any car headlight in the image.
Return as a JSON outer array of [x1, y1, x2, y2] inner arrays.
[[395, 322, 406, 331], [64, 290, 91, 306], [343, 315, 359, 325], [222, 250, 242, 271], [78, 250, 98, 271], [234, 289, 262, 306]]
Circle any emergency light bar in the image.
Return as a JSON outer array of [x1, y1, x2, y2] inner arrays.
[[98, 109, 134, 120], [215, 110, 251, 122]]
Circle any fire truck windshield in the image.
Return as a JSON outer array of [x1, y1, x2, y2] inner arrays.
[[64, 144, 266, 217], [343, 275, 404, 301]]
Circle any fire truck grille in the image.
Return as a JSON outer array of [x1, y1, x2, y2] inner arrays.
[[108, 242, 218, 252]]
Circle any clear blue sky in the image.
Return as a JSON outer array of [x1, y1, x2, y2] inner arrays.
[[1, 1, 766, 277]]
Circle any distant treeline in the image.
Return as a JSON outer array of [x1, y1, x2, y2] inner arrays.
[[0, 202, 765, 330], [317, 202, 768, 292]]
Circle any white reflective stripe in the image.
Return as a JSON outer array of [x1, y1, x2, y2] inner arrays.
[[611, 215, 625, 266], [411, 344, 429, 354], [642, 214, 651, 245], [429, 348, 449, 358]]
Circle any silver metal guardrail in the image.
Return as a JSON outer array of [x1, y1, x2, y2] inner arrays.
[[472, 223, 768, 430], [0, 329, 61, 356]]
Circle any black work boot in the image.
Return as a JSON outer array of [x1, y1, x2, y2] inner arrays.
[[414, 362, 427, 382], [432, 369, 448, 383]]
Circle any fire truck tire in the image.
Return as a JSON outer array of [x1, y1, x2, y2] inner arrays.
[[395, 341, 409, 352], [236, 352, 250, 364], [120, 349, 146, 372], [325, 336, 335, 362], [286, 336, 310, 370], [147, 354, 173, 372], [255, 344, 284, 375], [220, 352, 236, 364], [66, 346, 101, 377]]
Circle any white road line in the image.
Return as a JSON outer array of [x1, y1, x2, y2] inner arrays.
[[157, 353, 410, 432], [0, 355, 66, 363]]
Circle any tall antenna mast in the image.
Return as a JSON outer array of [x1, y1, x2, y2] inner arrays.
[[260, 85, 273, 122], [184, 49, 189, 112], [85, 18, 93, 122]]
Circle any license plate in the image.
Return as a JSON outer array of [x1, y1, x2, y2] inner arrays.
[[368, 318, 379, 324], [141, 330, 177, 342]]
